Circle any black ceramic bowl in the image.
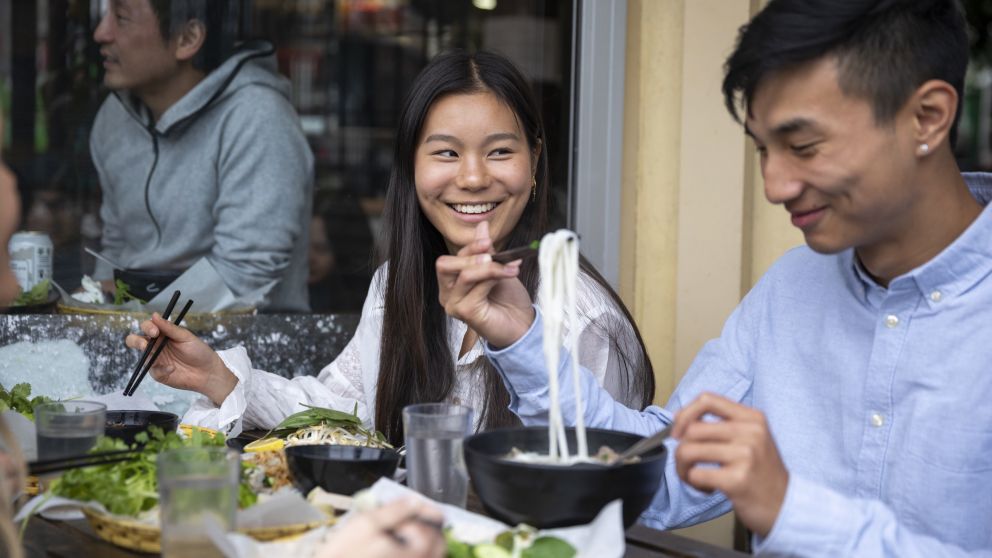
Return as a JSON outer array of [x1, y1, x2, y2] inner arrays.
[[113, 268, 183, 301], [464, 426, 667, 529], [285, 445, 401, 496], [104, 410, 180, 446]]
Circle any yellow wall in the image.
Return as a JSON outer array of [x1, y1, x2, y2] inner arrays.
[[619, 0, 803, 548]]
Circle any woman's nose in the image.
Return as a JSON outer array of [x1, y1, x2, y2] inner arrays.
[[456, 157, 489, 190]]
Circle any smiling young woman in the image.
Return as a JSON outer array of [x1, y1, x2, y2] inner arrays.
[[126, 49, 655, 448]]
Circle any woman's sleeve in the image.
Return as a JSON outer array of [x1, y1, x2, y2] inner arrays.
[[181, 269, 384, 436], [572, 274, 648, 408]]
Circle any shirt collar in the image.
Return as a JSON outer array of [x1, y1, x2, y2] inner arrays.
[[848, 172, 992, 306]]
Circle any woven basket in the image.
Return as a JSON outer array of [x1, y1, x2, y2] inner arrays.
[[82, 508, 161, 553], [82, 508, 335, 553]]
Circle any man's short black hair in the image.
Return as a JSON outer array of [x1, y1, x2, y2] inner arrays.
[[723, 0, 969, 144], [147, 0, 236, 72]]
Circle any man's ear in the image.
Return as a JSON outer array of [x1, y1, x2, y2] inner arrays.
[[909, 79, 958, 153], [173, 20, 206, 63]]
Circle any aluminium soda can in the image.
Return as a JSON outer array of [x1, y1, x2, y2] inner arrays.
[[8, 231, 53, 291]]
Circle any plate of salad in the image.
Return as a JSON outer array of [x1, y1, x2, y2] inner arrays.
[[6, 279, 60, 314]]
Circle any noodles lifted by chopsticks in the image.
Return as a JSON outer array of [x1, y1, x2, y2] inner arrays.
[[537, 229, 588, 463]]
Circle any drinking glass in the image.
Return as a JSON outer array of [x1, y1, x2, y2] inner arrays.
[[157, 446, 239, 558], [34, 401, 106, 461], [402, 403, 472, 507]]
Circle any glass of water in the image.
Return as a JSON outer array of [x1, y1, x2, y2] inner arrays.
[[157, 446, 239, 558], [34, 401, 106, 461], [402, 403, 473, 507]]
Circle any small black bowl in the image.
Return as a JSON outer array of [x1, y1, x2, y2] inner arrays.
[[113, 268, 183, 301], [285, 445, 401, 496], [104, 410, 180, 446], [464, 426, 667, 529]]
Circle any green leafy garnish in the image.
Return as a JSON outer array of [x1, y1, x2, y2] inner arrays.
[[0, 383, 54, 421], [263, 403, 388, 447], [51, 426, 258, 516], [12, 279, 50, 307], [444, 525, 575, 558], [113, 279, 146, 305]]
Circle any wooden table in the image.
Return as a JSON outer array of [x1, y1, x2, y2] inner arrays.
[[22, 515, 748, 557]]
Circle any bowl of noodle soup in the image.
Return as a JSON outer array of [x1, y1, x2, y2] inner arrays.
[[463, 426, 666, 528]]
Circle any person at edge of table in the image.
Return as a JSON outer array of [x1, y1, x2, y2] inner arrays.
[[0, 120, 442, 558], [90, 0, 312, 312], [436, 0, 992, 556], [123, 49, 655, 447]]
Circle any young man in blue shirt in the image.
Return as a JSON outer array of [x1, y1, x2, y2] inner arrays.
[[437, 0, 992, 555]]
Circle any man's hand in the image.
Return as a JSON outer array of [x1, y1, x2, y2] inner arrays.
[[672, 392, 789, 537], [436, 222, 535, 348]]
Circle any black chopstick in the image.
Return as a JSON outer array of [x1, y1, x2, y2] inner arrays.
[[491, 241, 540, 264], [124, 298, 194, 397], [124, 290, 181, 396], [28, 449, 142, 476]]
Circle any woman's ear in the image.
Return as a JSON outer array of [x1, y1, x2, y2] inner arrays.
[[173, 19, 207, 63], [909, 79, 957, 155]]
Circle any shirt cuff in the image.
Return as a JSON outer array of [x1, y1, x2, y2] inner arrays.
[[756, 475, 854, 556], [485, 306, 554, 395], [183, 345, 250, 438]]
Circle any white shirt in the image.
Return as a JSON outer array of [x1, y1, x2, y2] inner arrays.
[[183, 266, 646, 437]]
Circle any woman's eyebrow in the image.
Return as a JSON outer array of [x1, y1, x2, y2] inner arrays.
[[423, 132, 521, 145]]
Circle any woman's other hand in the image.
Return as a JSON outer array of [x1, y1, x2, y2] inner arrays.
[[436, 221, 535, 348], [316, 498, 445, 558], [124, 314, 237, 404]]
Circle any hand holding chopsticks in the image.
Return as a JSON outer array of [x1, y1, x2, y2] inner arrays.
[[123, 291, 194, 397], [124, 296, 239, 405]]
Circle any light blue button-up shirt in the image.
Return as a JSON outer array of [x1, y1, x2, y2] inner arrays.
[[487, 174, 992, 556]]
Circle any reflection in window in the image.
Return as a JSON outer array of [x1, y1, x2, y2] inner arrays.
[[1, 0, 573, 313]]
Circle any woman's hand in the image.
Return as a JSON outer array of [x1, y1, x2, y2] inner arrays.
[[124, 314, 237, 405], [315, 498, 445, 558], [436, 222, 535, 348]]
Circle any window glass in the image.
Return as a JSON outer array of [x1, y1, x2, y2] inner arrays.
[[0, 0, 573, 313]]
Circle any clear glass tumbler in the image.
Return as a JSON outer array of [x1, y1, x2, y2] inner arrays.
[[402, 402, 473, 507], [157, 446, 239, 558], [34, 401, 106, 461]]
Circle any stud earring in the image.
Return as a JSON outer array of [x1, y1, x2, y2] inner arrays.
[[531, 177, 537, 202], [919, 143, 930, 155]]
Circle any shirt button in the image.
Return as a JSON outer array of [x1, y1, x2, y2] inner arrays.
[[870, 413, 884, 427], [884, 315, 900, 328], [930, 290, 942, 302], [452, 397, 461, 405]]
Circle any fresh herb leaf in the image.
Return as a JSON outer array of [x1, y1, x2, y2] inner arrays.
[[51, 425, 260, 516], [113, 279, 146, 305], [521, 537, 576, 558], [0, 383, 53, 421], [12, 279, 50, 307]]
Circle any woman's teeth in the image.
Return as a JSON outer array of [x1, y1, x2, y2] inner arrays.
[[451, 202, 497, 214]]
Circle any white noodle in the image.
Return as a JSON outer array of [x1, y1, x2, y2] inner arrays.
[[536, 229, 588, 462]]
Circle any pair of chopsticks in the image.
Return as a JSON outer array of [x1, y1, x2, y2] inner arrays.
[[491, 240, 541, 264], [27, 448, 142, 476], [123, 290, 193, 397]]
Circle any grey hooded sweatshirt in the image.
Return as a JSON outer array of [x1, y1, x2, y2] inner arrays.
[[91, 41, 313, 312]]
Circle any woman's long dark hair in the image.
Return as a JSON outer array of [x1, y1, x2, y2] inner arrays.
[[375, 50, 654, 444]]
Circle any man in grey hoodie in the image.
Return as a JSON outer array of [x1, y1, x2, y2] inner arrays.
[[90, 0, 313, 312]]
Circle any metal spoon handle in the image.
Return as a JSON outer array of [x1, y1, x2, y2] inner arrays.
[[611, 424, 672, 465]]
